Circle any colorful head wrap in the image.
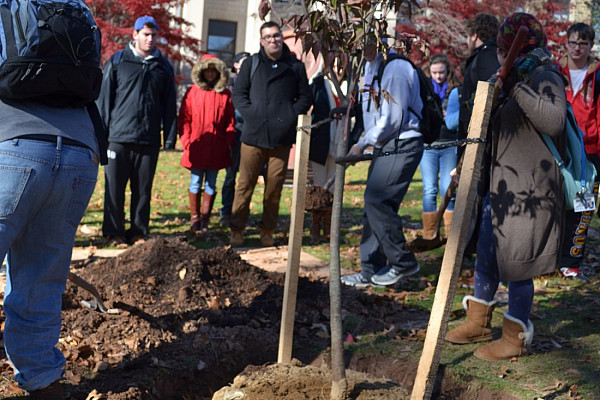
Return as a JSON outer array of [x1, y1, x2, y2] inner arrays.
[[497, 13, 547, 56]]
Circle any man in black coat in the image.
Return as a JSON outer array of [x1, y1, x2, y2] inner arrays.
[[458, 13, 501, 146], [97, 16, 177, 246], [230, 21, 312, 247]]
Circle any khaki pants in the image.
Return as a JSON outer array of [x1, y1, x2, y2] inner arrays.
[[230, 143, 291, 232]]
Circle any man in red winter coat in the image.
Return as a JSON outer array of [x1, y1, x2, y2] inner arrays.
[[557, 22, 600, 281]]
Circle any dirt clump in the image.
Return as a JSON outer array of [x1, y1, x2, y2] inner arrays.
[[212, 359, 410, 400], [304, 185, 333, 211]]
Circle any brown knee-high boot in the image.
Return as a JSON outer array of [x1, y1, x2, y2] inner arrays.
[[421, 212, 437, 239], [443, 210, 454, 237], [189, 191, 202, 233], [311, 210, 322, 244], [322, 207, 332, 239], [200, 191, 216, 232]]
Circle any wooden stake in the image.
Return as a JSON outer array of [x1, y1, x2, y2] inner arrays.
[[410, 81, 495, 399], [278, 114, 311, 364]]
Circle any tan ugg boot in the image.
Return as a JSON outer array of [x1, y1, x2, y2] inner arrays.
[[421, 212, 437, 239], [445, 295, 497, 344], [260, 228, 275, 247], [443, 210, 454, 237], [188, 191, 202, 233], [474, 312, 534, 361]]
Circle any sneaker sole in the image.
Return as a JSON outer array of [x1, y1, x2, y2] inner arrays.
[[341, 281, 384, 289], [371, 265, 420, 286], [340, 275, 383, 289], [342, 281, 370, 288]]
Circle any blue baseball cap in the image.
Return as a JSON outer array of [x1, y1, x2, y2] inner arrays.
[[134, 16, 159, 31]]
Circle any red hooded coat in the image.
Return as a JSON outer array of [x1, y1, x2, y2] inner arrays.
[[557, 55, 600, 157], [178, 55, 235, 170]]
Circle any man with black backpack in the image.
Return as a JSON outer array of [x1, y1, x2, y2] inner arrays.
[[97, 16, 177, 247], [230, 21, 311, 247], [557, 22, 600, 281], [0, 0, 102, 397], [341, 44, 423, 287]]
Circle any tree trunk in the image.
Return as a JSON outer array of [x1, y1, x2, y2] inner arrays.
[[329, 115, 349, 400]]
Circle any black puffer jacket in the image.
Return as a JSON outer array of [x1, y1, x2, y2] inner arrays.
[[459, 39, 500, 140], [96, 43, 178, 149], [232, 44, 312, 149]]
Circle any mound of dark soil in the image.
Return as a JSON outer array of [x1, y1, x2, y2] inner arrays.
[[0, 237, 517, 399]]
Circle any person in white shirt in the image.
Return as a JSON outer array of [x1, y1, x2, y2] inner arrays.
[[556, 22, 600, 281]]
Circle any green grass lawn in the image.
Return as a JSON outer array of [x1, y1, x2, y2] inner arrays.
[[76, 147, 600, 400]]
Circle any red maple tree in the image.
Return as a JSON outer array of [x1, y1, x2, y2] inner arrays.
[[86, 0, 201, 66], [398, 0, 571, 73]]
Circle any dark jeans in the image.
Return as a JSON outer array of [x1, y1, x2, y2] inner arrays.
[[474, 192, 533, 325], [360, 136, 423, 277], [102, 142, 159, 239], [220, 131, 241, 216]]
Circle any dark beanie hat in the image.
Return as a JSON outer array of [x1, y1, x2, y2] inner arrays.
[[497, 13, 547, 56], [233, 52, 250, 64]]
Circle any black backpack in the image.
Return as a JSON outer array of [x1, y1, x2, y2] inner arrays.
[[375, 53, 444, 144], [0, 0, 102, 107]]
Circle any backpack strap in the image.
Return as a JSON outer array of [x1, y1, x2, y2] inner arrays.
[[250, 53, 259, 81], [566, 103, 590, 189], [112, 49, 124, 66], [368, 53, 402, 112], [528, 67, 590, 190], [111, 49, 173, 75], [0, 6, 17, 58]]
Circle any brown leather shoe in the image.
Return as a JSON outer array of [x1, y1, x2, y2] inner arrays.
[[260, 229, 275, 247], [230, 230, 244, 247], [104, 235, 127, 249], [29, 380, 64, 400]]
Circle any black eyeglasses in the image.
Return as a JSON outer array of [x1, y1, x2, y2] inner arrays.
[[567, 41, 590, 48], [261, 33, 282, 41]]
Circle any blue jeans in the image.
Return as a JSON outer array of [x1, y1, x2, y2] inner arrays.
[[0, 138, 98, 391], [190, 169, 218, 195], [419, 146, 457, 212], [474, 192, 533, 324]]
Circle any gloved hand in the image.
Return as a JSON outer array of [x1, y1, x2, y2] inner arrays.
[[329, 106, 354, 120]]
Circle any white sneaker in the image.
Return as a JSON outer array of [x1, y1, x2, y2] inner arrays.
[[341, 273, 371, 288], [371, 264, 420, 286]]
